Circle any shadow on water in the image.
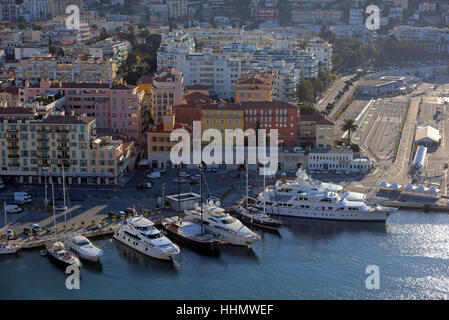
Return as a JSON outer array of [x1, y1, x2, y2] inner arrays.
[[280, 216, 387, 240], [82, 260, 103, 273], [114, 240, 179, 274], [220, 244, 259, 261]]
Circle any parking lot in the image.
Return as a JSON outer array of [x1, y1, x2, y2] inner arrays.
[[0, 167, 252, 239]]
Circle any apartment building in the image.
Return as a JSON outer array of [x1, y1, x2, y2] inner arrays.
[[391, 26, 449, 53], [0, 0, 17, 21], [158, 29, 318, 100], [47, 0, 84, 17], [0, 86, 19, 107], [166, 0, 187, 19], [299, 114, 335, 149], [20, 80, 145, 144], [174, 90, 213, 128], [251, 6, 279, 22], [20, 0, 48, 21], [235, 72, 278, 103], [201, 103, 244, 144], [305, 38, 333, 71], [0, 108, 136, 185], [150, 68, 184, 125], [243, 101, 298, 148], [146, 114, 188, 168], [15, 55, 117, 84]]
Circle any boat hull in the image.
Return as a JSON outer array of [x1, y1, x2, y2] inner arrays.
[[203, 225, 259, 246], [0, 248, 18, 255], [233, 209, 282, 230], [113, 229, 179, 261], [261, 206, 391, 222], [67, 246, 101, 262], [162, 226, 223, 254], [47, 251, 80, 268]]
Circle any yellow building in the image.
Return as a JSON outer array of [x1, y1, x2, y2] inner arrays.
[[200, 103, 244, 144], [137, 76, 153, 95], [235, 72, 278, 103], [146, 114, 189, 168]]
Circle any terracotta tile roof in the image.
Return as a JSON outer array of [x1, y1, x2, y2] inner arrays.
[[184, 91, 213, 104], [241, 101, 298, 109], [299, 114, 335, 125], [185, 84, 210, 90], [138, 76, 153, 84], [40, 115, 94, 125]]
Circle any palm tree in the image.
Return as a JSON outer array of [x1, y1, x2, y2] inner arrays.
[[341, 119, 358, 146]]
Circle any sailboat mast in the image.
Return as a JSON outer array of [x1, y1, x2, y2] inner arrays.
[[62, 165, 67, 238], [200, 163, 203, 235], [246, 161, 248, 209], [51, 182, 56, 237], [177, 164, 180, 220], [3, 201, 7, 229]]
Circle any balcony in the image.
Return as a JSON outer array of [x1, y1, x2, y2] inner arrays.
[[37, 137, 49, 142], [7, 154, 20, 158], [7, 137, 19, 142], [8, 163, 20, 167], [57, 146, 69, 151], [37, 155, 50, 159], [57, 154, 70, 159], [37, 146, 50, 151], [7, 145, 19, 150], [57, 138, 69, 142], [6, 128, 18, 133], [55, 128, 69, 133]]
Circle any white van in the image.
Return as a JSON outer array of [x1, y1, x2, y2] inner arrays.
[[294, 147, 303, 153], [14, 192, 32, 204], [5, 205, 22, 213]]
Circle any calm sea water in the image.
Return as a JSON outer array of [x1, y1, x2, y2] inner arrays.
[[1, 210, 449, 300]]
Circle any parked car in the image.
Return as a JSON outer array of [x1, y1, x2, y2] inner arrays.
[[189, 179, 199, 185], [174, 178, 188, 183], [230, 172, 240, 179], [289, 168, 296, 174], [143, 181, 153, 188], [179, 171, 190, 178], [6, 229, 14, 240], [294, 147, 303, 153], [193, 173, 201, 180], [211, 167, 218, 172], [31, 223, 41, 233], [5, 205, 22, 214], [125, 208, 136, 216], [23, 227, 31, 235], [159, 167, 167, 173], [146, 171, 161, 179]]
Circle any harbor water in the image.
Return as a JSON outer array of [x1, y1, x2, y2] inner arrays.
[[1, 210, 449, 299]]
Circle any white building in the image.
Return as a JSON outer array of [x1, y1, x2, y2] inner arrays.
[[20, 0, 48, 21], [307, 147, 371, 173], [157, 29, 318, 100], [349, 8, 364, 25], [14, 45, 49, 60], [166, 0, 187, 18], [306, 37, 333, 71]]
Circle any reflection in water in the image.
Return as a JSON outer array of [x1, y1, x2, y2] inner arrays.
[[114, 240, 179, 273], [82, 260, 103, 273], [281, 216, 387, 240], [220, 244, 259, 261]]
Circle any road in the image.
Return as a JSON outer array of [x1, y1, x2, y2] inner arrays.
[[315, 73, 356, 112]]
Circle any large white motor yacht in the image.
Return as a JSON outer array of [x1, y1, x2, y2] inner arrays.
[[66, 234, 103, 262], [255, 188, 396, 222], [184, 201, 261, 246], [113, 216, 180, 260]]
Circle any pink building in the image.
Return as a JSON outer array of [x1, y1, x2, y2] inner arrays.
[[20, 80, 146, 145]]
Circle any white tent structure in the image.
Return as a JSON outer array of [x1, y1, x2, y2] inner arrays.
[[403, 184, 417, 192], [415, 126, 441, 147], [390, 183, 402, 190], [378, 181, 390, 188]]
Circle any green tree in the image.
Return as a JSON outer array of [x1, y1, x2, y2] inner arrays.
[[341, 119, 358, 146]]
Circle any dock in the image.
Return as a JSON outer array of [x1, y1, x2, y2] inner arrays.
[[385, 201, 449, 213]]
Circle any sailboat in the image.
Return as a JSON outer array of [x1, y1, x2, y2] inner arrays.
[[46, 169, 81, 268], [0, 201, 19, 255], [233, 162, 281, 230], [161, 162, 226, 253]]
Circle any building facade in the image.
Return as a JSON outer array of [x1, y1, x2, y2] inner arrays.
[[235, 72, 278, 103], [20, 80, 145, 144], [0, 108, 136, 185], [150, 68, 184, 125]]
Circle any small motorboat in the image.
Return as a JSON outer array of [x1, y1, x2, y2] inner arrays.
[[40, 248, 48, 256], [0, 242, 19, 255]]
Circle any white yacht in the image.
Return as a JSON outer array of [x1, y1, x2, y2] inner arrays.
[[113, 216, 180, 261], [184, 201, 261, 246], [274, 169, 388, 205], [66, 234, 103, 262], [254, 188, 396, 222], [0, 242, 19, 255]]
